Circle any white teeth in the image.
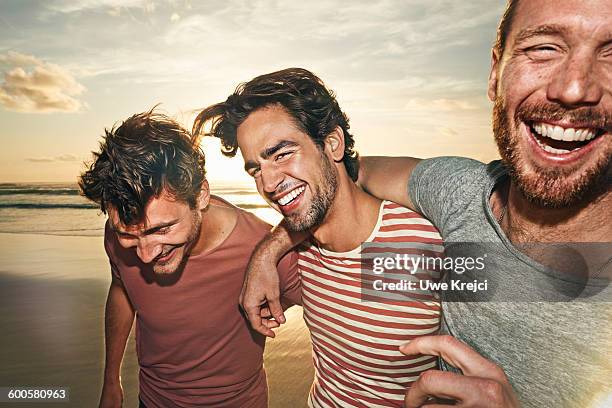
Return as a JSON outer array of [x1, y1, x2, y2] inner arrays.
[[277, 186, 305, 206], [562, 128, 575, 141], [531, 122, 597, 142], [533, 135, 573, 155], [544, 145, 571, 154]]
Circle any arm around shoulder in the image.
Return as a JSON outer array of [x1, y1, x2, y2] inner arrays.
[[240, 220, 308, 337], [358, 156, 421, 210]]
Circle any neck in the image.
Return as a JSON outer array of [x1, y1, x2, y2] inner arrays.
[[494, 179, 611, 243], [190, 199, 238, 256], [310, 178, 382, 252]]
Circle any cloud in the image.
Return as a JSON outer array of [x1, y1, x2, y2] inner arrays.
[[46, 0, 150, 14], [0, 51, 86, 113], [404, 98, 479, 112], [25, 154, 81, 163]]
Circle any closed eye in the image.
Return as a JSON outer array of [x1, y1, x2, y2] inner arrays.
[[524, 44, 563, 60], [248, 167, 261, 178], [275, 150, 294, 161], [156, 227, 171, 235]]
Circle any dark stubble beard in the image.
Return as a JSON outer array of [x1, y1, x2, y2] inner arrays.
[[153, 209, 202, 275], [492, 97, 611, 208], [285, 152, 338, 232]]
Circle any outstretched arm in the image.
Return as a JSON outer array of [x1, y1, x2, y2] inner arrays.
[[358, 156, 421, 210], [99, 277, 135, 408], [240, 220, 308, 338]]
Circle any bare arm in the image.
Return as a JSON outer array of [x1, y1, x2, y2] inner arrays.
[[99, 277, 135, 408], [240, 220, 308, 337], [358, 156, 422, 210]]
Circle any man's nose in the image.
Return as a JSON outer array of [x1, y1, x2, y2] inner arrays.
[[547, 50, 604, 108], [260, 164, 284, 195], [136, 238, 162, 264]]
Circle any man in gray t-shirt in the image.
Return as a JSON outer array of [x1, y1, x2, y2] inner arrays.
[[404, 156, 610, 407]]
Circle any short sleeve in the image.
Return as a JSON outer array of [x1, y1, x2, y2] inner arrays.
[[408, 156, 484, 232], [103, 221, 122, 282], [277, 250, 301, 308]]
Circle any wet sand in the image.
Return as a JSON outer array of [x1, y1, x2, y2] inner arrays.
[[0, 233, 313, 407]]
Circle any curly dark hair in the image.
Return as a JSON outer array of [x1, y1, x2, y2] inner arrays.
[[193, 67, 359, 181], [79, 108, 206, 225]]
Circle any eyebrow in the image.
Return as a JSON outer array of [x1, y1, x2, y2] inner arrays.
[[514, 24, 568, 45], [112, 220, 179, 236], [243, 140, 298, 172]]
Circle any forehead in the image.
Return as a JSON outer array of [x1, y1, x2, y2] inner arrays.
[[236, 105, 313, 157], [108, 191, 188, 231], [510, 0, 612, 42]]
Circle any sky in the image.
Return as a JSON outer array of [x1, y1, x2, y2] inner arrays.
[[0, 0, 508, 184]]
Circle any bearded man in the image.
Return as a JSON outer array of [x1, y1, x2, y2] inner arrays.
[[239, 1, 611, 407], [79, 110, 300, 408]]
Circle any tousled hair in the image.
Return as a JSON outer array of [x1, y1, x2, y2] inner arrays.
[[495, 0, 520, 57], [79, 108, 206, 225], [193, 67, 359, 181]]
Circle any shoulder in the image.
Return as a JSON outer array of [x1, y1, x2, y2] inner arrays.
[[103, 220, 120, 258], [217, 201, 272, 243], [412, 156, 486, 182], [410, 156, 492, 204], [378, 201, 442, 242], [210, 194, 271, 231]]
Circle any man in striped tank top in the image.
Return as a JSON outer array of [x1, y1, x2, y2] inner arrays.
[[195, 68, 444, 407]]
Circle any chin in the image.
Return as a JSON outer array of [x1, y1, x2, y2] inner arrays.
[[493, 98, 611, 208], [152, 249, 185, 275]]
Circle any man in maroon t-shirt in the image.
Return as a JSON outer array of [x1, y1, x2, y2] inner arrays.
[[79, 109, 301, 408]]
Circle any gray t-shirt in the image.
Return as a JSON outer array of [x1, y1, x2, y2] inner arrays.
[[409, 157, 611, 408]]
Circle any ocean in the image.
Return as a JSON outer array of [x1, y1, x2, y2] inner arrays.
[[0, 182, 282, 236], [0, 183, 312, 407]]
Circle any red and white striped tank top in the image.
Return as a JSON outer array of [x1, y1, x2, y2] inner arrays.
[[299, 201, 443, 408]]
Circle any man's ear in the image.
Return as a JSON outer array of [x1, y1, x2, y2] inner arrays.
[[325, 126, 345, 162], [488, 48, 501, 102], [197, 179, 211, 211]]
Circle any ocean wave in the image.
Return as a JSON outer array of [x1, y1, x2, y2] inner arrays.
[[0, 188, 80, 196], [0, 203, 98, 209], [0, 188, 259, 196], [0, 202, 270, 210]]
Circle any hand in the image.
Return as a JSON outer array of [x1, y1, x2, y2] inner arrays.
[[240, 250, 286, 338], [99, 380, 123, 408], [400, 335, 520, 408]]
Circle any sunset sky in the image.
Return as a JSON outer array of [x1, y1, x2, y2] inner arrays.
[[0, 0, 506, 184]]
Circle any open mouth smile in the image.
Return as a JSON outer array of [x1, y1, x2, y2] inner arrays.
[[155, 246, 179, 263], [526, 120, 607, 157], [275, 185, 306, 207]]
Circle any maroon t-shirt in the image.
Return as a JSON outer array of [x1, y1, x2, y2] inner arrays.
[[104, 205, 301, 408]]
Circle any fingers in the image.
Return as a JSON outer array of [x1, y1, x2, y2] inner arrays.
[[400, 335, 505, 381], [267, 298, 286, 324], [244, 304, 276, 338], [404, 370, 471, 407]]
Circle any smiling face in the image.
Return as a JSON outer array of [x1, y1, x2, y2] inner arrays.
[[108, 189, 205, 274], [489, 0, 612, 207], [237, 104, 339, 231]]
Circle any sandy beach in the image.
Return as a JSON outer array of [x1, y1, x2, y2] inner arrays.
[[0, 232, 313, 407]]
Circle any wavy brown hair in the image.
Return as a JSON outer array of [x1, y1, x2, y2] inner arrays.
[[79, 108, 206, 225], [193, 67, 359, 181]]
